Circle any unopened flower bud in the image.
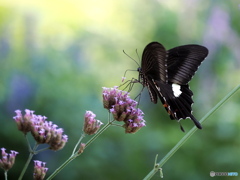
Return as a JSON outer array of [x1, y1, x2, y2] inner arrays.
[[102, 86, 120, 110], [13, 109, 35, 134], [121, 77, 126, 82], [0, 148, 19, 171], [49, 133, 68, 151], [33, 160, 48, 180], [123, 117, 146, 134], [78, 143, 86, 154], [83, 111, 103, 135]]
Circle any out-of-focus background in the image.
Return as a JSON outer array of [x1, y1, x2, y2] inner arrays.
[[0, 0, 239, 179]]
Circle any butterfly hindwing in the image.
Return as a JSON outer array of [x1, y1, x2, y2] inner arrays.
[[145, 78, 158, 104], [155, 81, 202, 129]]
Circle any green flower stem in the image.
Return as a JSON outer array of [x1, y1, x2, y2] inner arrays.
[[46, 154, 76, 180], [35, 146, 54, 154], [18, 143, 39, 180], [47, 117, 114, 180], [143, 84, 240, 180], [4, 170, 7, 180], [18, 153, 34, 180], [72, 133, 85, 155], [25, 135, 32, 152], [85, 119, 114, 149]]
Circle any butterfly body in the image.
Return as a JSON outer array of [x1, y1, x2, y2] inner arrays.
[[138, 42, 208, 130]]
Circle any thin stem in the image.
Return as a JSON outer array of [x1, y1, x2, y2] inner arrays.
[[154, 154, 158, 168], [159, 168, 163, 178], [199, 84, 240, 125], [4, 170, 7, 180], [143, 84, 240, 180], [47, 116, 114, 180], [71, 133, 86, 155], [18, 153, 34, 180], [106, 122, 122, 127], [25, 134, 32, 152], [18, 143, 39, 180], [36, 146, 50, 154], [46, 154, 76, 180], [108, 111, 111, 123], [85, 119, 115, 149]]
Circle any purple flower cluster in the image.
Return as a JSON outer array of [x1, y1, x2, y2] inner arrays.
[[83, 111, 103, 135], [102, 86, 146, 133], [13, 109, 68, 151], [33, 160, 48, 180], [0, 148, 18, 171]]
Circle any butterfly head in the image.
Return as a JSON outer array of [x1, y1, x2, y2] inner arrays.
[[137, 67, 149, 87]]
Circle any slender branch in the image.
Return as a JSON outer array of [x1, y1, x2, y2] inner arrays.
[[84, 119, 115, 149], [25, 134, 32, 152], [46, 154, 76, 180], [36, 146, 50, 154], [4, 170, 7, 180], [143, 84, 240, 179], [108, 123, 122, 127], [18, 143, 39, 180], [47, 117, 115, 180], [199, 84, 240, 125], [72, 133, 85, 155], [108, 111, 111, 123]]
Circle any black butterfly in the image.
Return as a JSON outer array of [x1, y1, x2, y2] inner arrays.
[[138, 42, 208, 131]]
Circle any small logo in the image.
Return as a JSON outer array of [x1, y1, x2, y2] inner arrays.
[[210, 171, 238, 177], [210, 171, 215, 177]]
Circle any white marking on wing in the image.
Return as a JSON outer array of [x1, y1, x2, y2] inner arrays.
[[172, 83, 182, 97]]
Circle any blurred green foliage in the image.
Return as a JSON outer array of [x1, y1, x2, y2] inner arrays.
[[0, 0, 239, 180]]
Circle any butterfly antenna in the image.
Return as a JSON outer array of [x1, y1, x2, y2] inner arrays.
[[123, 50, 140, 67], [135, 49, 141, 65]]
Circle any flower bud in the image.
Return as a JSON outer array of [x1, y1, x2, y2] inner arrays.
[[33, 160, 48, 180], [83, 111, 103, 135], [13, 109, 35, 134], [78, 143, 86, 154], [0, 148, 19, 171]]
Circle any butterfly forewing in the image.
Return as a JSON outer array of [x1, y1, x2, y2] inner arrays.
[[167, 45, 208, 85], [141, 42, 167, 83]]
